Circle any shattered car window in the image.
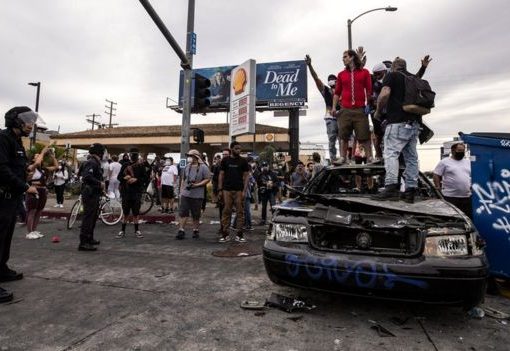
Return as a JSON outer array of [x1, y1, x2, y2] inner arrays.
[[306, 167, 437, 198]]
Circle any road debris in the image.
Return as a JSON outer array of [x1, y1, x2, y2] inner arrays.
[[265, 293, 316, 313]]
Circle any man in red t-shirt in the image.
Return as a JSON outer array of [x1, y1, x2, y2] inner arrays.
[[331, 49, 373, 164]]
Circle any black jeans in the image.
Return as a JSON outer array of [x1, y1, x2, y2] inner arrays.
[[80, 194, 100, 245], [0, 197, 19, 272], [260, 191, 275, 222], [55, 184, 65, 204]]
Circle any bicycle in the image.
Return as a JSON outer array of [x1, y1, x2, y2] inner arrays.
[[139, 191, 154, 215], [67, 194, 123, 229]]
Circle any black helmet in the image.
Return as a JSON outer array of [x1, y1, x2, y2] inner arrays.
[[89, 143, 105, 157], [4, 106, 38, 136]]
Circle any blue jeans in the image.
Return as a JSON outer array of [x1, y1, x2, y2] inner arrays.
[[244, 196, 252, 227], [383, 121, 420, 189], [325, 118, 338, 161]]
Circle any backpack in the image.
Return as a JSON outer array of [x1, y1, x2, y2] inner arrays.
[[399, 72, 436, 115]]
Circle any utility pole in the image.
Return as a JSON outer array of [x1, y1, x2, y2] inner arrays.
[[86, 113, 101, 130], [105, 99, 117, 128]]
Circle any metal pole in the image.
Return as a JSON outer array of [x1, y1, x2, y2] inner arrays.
[[180, 0, 195, 160], [288, 108, 299, 169], [347, 19, 352, 50], [34, 83, 40, 112], [138, 0, 191, 69]]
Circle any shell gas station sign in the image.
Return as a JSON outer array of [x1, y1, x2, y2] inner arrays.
[[229, 59, 256, 137]]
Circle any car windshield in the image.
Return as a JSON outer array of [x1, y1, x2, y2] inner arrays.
[[304, 166, 436, 199]]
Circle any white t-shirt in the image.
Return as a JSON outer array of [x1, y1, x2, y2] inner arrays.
[[434, 157, 471, 197], [161, 164, 178, 186], [109, 162, 122, 181]]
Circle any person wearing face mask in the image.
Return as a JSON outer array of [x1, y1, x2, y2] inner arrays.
[[0, 106, 39, 303], [176, 149, 210, 240], [257, 162, 278, 226], [53, 160, 69, 208], [305, 55, 340, 162], [433, 143, 472, 218], [117, 152, 149, 239]]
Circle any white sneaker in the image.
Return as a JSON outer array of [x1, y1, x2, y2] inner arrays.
[[116, 231, 125, 239], [34, 231, 44, 238], [135, 230, 144, 238], [59, 204, 64, 208], [53, 204, 60, 208], [26, 232, 41, 240]]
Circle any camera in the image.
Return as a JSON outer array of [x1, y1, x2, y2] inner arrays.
[[185, 181, 195, 191]]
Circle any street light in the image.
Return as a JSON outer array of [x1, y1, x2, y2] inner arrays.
[[347, 6, 397, 50], [28, 82, 41, 148]]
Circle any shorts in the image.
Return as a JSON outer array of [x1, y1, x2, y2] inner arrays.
[[161, 185, 175, 199], [26, 187, 47, 211], [122, 192, 142, 216], [338, 108, 370, 141], [179, 195, 203, 220]]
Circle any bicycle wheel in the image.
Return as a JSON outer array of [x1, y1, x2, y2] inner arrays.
[[100, 199, 123, 226], [139, 191, 154, 215], [67, 198, 82, 229]]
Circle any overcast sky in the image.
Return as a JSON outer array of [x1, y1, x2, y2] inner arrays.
[[1, 0, 509, 170]]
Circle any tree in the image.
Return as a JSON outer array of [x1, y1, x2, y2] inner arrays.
[[258, 145, 276, 166]]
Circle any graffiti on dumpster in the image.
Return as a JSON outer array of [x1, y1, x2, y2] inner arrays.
[[473, 169, 510, 234], [284, 254, 428, 290]]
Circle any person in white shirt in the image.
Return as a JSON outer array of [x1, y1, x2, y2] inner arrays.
[[160, 157, 178, 213], [433, 142, 472, 218], [53, 161, 69, 208], [108, 155, 122, 198]]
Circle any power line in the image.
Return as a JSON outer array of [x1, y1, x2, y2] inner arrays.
[[105, 99, 117, 128], [86, 113, 101, 130]]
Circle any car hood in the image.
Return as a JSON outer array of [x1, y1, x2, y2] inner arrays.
[[275, 195, 462, 218]]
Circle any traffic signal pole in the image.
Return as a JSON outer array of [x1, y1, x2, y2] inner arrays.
[[138, 0, 193, 161], [181, 0, 195, 160]]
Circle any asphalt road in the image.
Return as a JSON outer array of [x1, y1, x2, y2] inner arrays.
[[1, 206, 510, 351]]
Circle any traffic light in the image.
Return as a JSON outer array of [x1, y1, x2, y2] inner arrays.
[[192, 128, 204, 144], [193, 73, 211, 112]]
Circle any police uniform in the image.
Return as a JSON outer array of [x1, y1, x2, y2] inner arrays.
[[79, 156, 103, 247], [0, 128, 29, 277]]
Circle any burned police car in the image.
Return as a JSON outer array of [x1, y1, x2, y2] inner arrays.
[[263, 165, 488, 307]]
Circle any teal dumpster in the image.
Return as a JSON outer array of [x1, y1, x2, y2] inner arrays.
[[460, 132, 510, 278]]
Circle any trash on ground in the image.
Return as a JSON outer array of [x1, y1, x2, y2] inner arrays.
[[499, 320, 508, 325], [468, 307, 485, 319], [265, 293, 316, 313], [370, 323, 396, 337], [51, 235, 60, 243], [483, 306, 510, 320], [240, 300, 266, 310], [237, 252, 249, 257], [254, 311, 266, 317]]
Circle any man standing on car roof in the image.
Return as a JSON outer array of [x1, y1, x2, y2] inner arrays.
[[372, 57, 421, 204]]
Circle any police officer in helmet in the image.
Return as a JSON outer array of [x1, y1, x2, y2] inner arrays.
[[0, 106, 39, 303], [78, 143, 106, 251]]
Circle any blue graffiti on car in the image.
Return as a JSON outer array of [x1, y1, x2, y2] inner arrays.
[[284, 254, 428, 290]]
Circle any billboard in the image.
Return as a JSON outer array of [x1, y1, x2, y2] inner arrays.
[[178, 60, 307, 110], [230, 59, 256, 137]]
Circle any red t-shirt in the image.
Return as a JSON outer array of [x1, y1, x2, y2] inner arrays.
[[334, 68, 372, 108]]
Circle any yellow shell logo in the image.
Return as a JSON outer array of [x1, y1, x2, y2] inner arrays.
[[233, 68, 247, 95]]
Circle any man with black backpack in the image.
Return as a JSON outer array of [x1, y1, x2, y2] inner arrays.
[[372, 57, 435, 204]]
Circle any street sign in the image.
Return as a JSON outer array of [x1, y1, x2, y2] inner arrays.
[[190, 32, 197, 55]]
